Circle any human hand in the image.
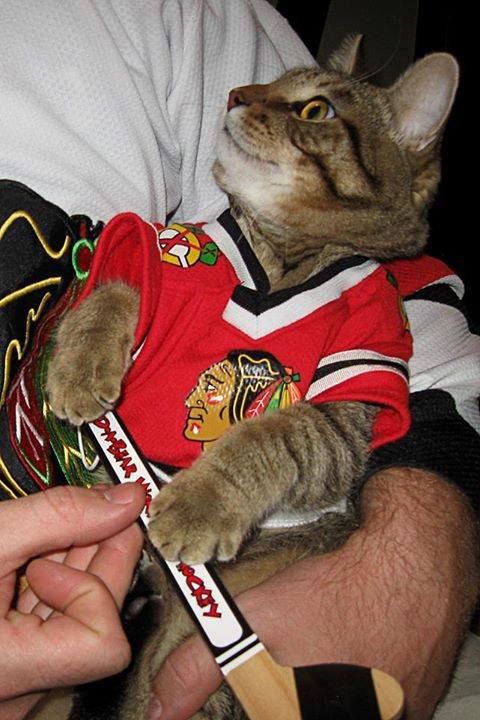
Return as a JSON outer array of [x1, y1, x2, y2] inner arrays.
[[148, 469, 479, 720], [0, 483, 145, 719]]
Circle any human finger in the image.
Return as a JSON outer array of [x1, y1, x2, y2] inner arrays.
[[84, 523, 143, 608], [0, 483, 146, 574], [149, 635, 222, 720], [20, 521, 142, 621], [18, 548, 92, 615], [17, 559, 130, 689]]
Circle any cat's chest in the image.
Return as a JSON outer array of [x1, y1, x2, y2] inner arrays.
[[151, 214, 376, 346], [116, 245, 395, 469], [155, 211, 370, 329]]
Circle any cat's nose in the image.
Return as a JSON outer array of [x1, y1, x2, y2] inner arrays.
[[227, 89, 247, 111]]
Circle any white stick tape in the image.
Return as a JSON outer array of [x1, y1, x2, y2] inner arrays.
[[88, 411, 248, 650]]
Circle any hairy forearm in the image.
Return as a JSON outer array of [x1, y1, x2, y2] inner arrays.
[[356, 469, 479, 717], [239, 468, 480, 720]]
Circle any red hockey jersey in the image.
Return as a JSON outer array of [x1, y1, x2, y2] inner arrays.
[[75, 210, 413, 470]]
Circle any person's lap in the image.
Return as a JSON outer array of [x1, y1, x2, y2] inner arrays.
[[1, 3, 478, 719], [26, 632, 480, 719]]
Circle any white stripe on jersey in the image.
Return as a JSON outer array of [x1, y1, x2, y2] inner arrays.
[[306, 355, 409, 401], [222, 260, 379, 339], [312, 349, 409, 373], [421, 273, 465, 299], [406, 294, 480, 434]]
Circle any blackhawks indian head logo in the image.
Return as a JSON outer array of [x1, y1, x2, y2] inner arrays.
[[183, 350, 301, 450]]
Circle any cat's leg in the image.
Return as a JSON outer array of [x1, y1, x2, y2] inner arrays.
[[46, 282, 139, 424], [119, 540, 306, 720], [118, 584, 198, 720], [148, 401, 374, 565], [197, 685, 247, 720]]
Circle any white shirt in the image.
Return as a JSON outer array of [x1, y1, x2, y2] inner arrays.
[[0, 0, 315, 223]]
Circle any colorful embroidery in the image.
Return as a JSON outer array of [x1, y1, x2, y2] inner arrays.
[[183, 350, 301, 450], [0, 210, 71, 259], [200, 241, 220, 266], [245, 367, 302, 417], [72, 238, 96, 280], [0, 286, 60, 408], [6, 281, 99, 493], [71, 215, 104, 280], [157, 223, 220, 268], [0, 210, 72, 408]]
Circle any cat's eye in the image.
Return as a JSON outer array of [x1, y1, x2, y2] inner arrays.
[[298, 98, 335, 122]]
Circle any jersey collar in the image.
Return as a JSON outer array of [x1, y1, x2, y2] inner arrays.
[[204, 209, 270, 294]]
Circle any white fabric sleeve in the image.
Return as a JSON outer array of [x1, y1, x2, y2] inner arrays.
[[365, 278, 480, 510], [0, 0, 315, 223]]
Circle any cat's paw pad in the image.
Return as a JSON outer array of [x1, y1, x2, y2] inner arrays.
[[46, 347, 128, 425], [148, 477, 249, 565]]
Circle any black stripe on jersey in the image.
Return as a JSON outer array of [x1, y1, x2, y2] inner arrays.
[[217, 210, 270, 294], [231, 255, 370, 315], [406, 283, 464, 310], [312, 357, 409, 384], [364, 389, 480, 512], [406, 283, 479, 336]]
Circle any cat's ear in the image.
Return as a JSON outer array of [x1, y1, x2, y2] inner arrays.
[[389, 53, 459, 152], [328, 34, 365, 77]]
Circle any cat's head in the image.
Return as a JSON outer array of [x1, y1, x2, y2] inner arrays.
[[213, 37, 459, 265]]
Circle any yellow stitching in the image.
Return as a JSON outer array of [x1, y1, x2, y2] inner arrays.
[[0, 211, 71, 259], [0, 454, 27, 498], [1, 290, 56, 407], [0, 277, 62, 309], [0, 210, 72, 495], [66, 444, 84, 460]]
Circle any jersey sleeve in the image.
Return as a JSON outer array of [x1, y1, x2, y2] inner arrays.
[[306, 266, 412, 450], [365, 257, 480, 512], [73, 212, 162, 352]]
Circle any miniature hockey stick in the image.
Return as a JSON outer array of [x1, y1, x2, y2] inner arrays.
[[88, 411, 404, 720]]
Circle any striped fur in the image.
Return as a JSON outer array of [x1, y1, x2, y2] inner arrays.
[[45, 42, 460, 720]]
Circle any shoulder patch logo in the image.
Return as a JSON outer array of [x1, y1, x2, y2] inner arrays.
[[157, 223, 220, 268]]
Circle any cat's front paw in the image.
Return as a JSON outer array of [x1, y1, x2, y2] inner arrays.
[[148, 469, 251, 564], [46, 340, 129, 425], [46, 283, 139, 426]]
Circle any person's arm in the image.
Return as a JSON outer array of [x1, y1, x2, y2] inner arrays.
[[0, 482, 145, 720], [147, 260, 480, 720], [148, 467, 479, 720]]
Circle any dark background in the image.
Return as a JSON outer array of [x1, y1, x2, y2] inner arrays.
[[274, 0, 480, 634], [273, 0, 476, 323]]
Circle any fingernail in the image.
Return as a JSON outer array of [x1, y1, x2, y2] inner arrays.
[[103, 483, 137, 504], [147, 696, 163, 719]]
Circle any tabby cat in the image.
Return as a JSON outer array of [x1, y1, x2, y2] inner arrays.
[[45, 37, 459, 720]]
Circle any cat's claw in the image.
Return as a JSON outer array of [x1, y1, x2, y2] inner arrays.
[[148, 472, 250, 565], [46, 349, 126, 425], [45, 281, 138, 426]]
